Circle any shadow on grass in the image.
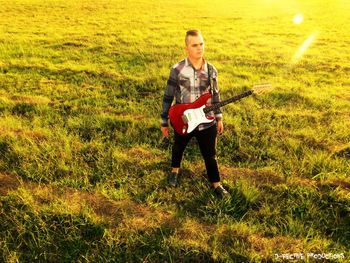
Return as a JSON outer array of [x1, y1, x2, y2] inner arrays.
[[178, 181, 252, 224], [0, 195, 105, 263], [85, 222, 221, 263]]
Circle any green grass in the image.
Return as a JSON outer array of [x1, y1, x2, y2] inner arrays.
[[0, 0, 350, 262]]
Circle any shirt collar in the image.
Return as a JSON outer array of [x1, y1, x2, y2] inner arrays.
[[186, 57, 207, 71]]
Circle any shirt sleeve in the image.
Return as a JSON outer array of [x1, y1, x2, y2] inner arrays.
[[160, 67, 178, 127], [211, 66, 223, 121]]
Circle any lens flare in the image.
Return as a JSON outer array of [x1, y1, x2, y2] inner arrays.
[[292, 32, 318, 64], [293, 14, 304, 24]]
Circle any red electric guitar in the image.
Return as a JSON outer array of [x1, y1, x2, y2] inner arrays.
[[168, 83, 271, 135]]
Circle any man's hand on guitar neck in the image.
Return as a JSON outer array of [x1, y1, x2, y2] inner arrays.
[[161, 126, 169, 138]]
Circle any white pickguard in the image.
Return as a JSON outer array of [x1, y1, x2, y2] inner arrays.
[[183, 105, 214, 133]]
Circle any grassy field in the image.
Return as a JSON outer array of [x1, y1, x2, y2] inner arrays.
[[0, 0, 349, 262]]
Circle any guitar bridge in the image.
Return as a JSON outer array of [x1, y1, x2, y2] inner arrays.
[[182, 115, 189, 124]]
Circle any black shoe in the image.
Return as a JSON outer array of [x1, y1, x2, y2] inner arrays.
[[213, 185, 230, 199], [167, 172, 178, 187]]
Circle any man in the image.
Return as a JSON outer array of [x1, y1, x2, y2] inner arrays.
[[160, 29, 230, 198]]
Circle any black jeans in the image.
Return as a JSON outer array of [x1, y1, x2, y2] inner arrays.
[[171, 123, 220, 183]]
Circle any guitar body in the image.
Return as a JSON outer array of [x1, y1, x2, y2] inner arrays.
[[168, 83, 271, 136], [169, 93, 214, 135]]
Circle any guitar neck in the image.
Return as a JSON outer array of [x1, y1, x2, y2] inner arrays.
[[203, 89, 253, 113]]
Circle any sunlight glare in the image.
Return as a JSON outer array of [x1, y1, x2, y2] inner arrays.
[[292, 32, 318, 64], [293, 13, 304, 24]]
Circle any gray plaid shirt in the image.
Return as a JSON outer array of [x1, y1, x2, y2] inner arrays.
[[161, 58, 223, 131]]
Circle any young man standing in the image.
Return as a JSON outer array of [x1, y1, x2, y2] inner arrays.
[[160, 29, 230, 198]]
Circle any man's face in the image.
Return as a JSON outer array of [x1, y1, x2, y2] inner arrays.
[[185, 35, 204, 60]]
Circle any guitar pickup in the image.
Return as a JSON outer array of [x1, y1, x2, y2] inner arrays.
[[182, 115, 189, 123]]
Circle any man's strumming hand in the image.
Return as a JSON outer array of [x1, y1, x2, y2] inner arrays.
[[161, 126, 169, 137]]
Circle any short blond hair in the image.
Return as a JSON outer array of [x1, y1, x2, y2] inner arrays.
[[185, 29, 202, 46]]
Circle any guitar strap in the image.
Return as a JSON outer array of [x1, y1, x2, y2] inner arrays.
[[207, 62, 217, 96], [207, 62, 212, 95]]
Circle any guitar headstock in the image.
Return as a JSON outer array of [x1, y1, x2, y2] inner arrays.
[[252, 83, 272, 95]]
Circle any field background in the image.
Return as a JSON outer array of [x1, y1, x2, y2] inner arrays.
[[0, 0, 349, 262]]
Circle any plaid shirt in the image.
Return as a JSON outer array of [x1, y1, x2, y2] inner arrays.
[[161, 58, 222, 131]]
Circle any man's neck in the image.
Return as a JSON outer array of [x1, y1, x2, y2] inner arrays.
[[188, 57, 204, 70]]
